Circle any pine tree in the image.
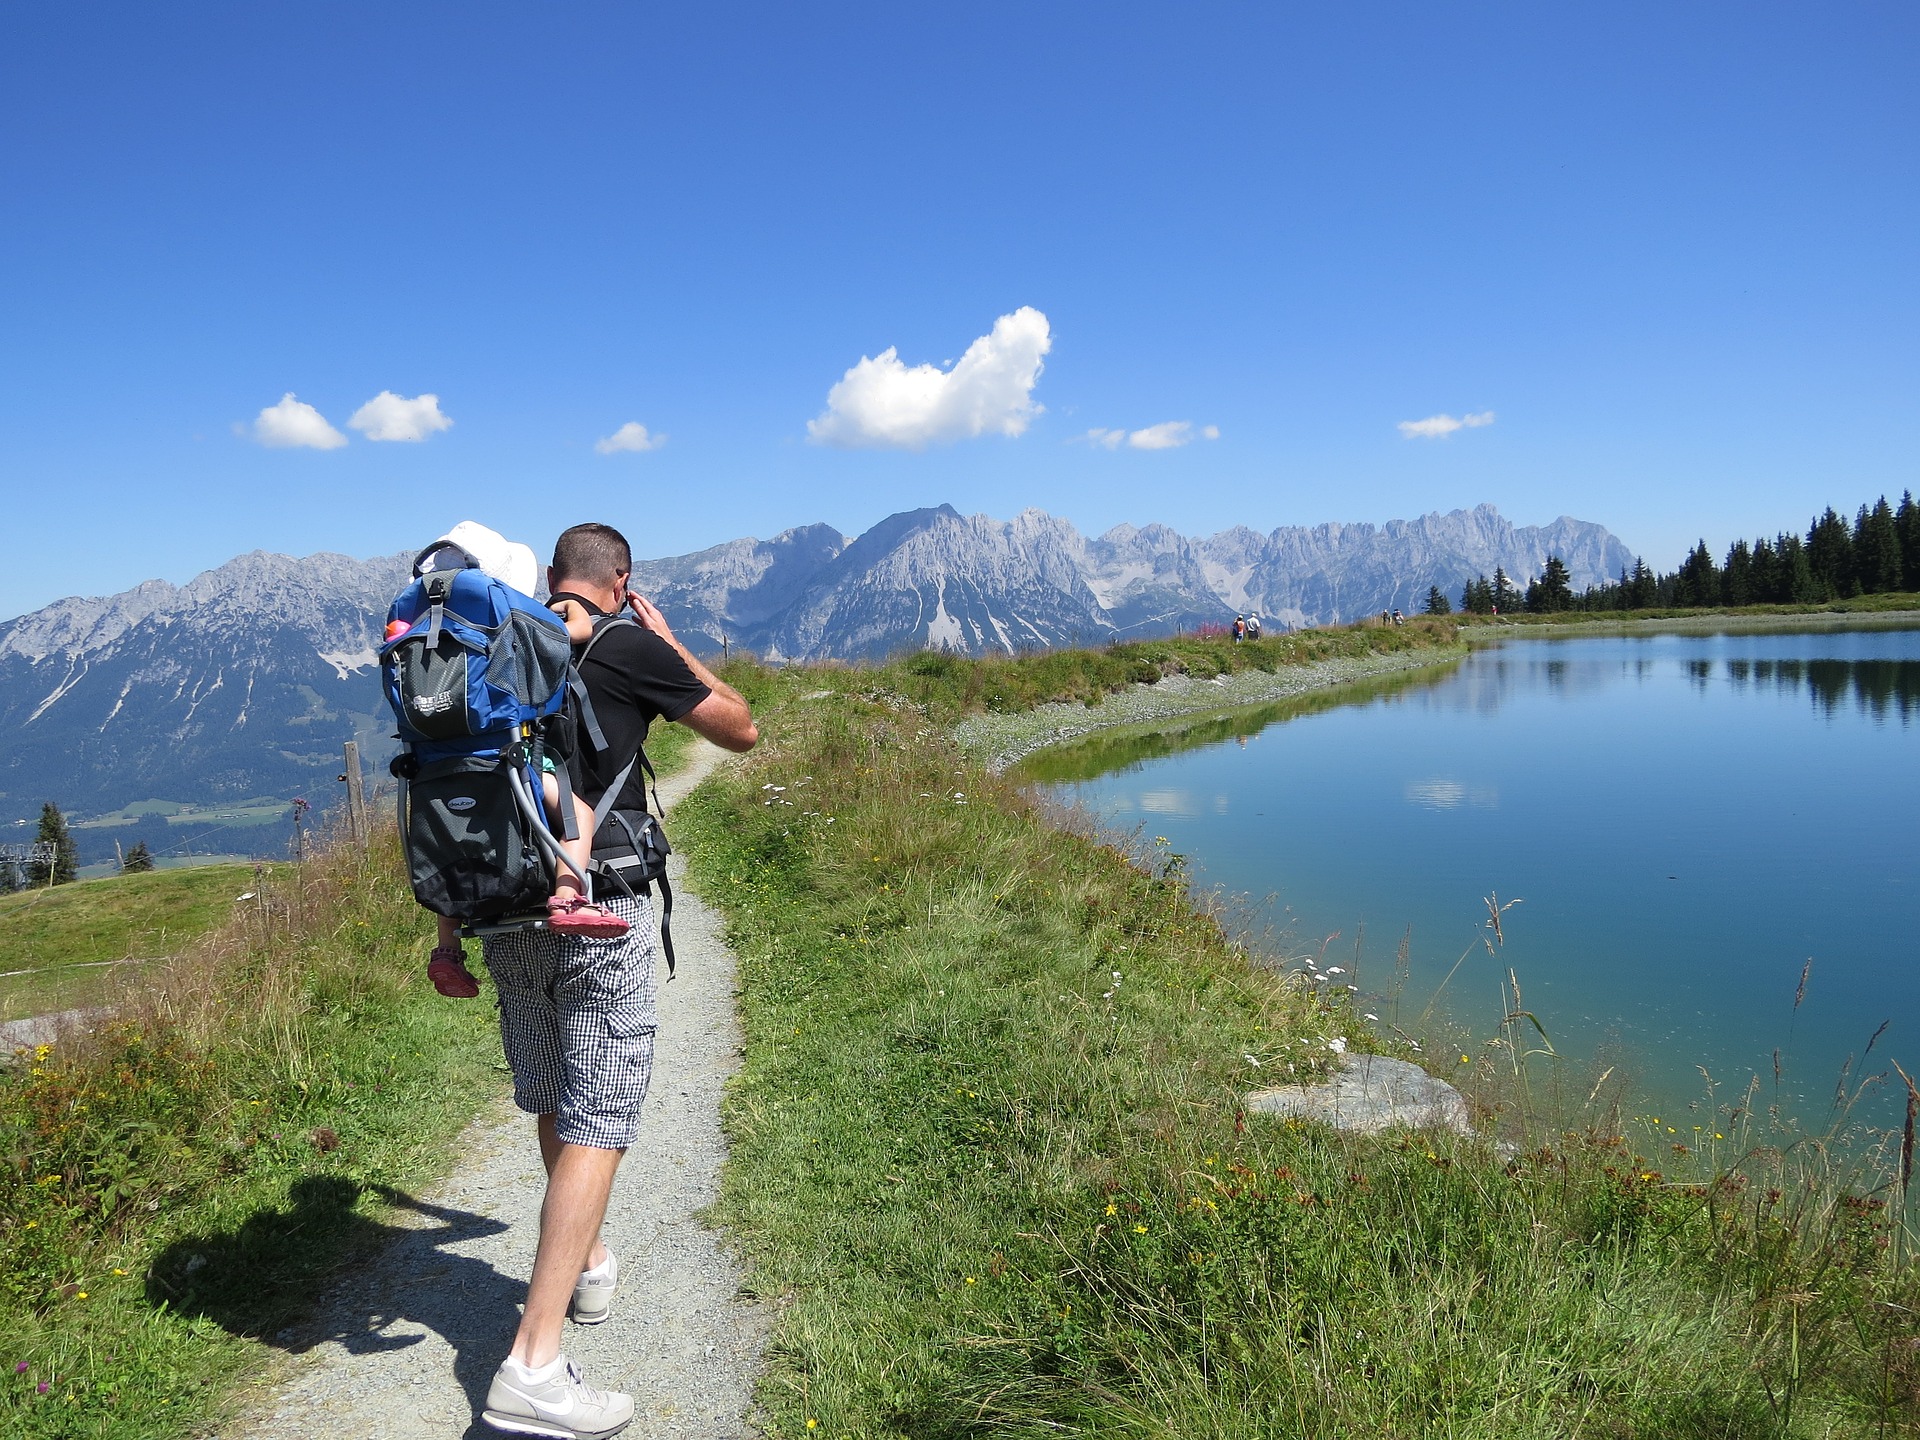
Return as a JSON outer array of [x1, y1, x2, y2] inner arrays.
[[1806, 508, 1855, 599], [1492, 566, 1523, 614], [1748, 538, 1780, 602], [1424, 584, 1451, 615], [1627, 557, 1657, 609], [121, 840, 155, 874], [1722, 539, 1753, 606], [1898, 491, 1920, 591], [1781, 533, 1818, 603], [1855, 496, 1903, 593], [30, 802, 78, 886], [1675, 540, 1719, 607], [1521, 556, 1571, 612]]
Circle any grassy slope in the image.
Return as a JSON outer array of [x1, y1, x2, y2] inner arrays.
[[0, 702, 705, 1436], [0, 866, 254, 1021], [682, 639, 1920, 1438], [0, 834, 501, 1438]]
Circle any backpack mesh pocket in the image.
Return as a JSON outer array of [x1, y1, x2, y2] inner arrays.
[[404, 755, 550, 919]]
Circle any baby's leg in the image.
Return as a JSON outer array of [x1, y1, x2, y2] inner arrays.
[[539, 772, 590, 900], [428, 912, 479, 997], [535, 774, 628, 936]]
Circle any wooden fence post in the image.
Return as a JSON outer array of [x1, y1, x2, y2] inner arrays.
[[342, 741, 367, 843]]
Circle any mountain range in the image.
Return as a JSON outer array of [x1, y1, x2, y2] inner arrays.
[[0, 502, 1631, 821]]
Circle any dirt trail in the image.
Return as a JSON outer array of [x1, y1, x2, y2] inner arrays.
[[240, 739, 767, 1438]]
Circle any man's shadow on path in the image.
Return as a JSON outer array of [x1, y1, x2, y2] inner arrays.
[[148, 1175, 522, 1423]]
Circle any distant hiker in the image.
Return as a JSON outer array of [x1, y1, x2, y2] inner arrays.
[[477, 522, 756, 1439], [1390, 607, 1404, 626], [1233, 615, 1247, 642], [1245, 613, 1261, 639], [396, 522, 630, 1002]]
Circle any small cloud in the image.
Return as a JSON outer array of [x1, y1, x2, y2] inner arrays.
[[1127, 421, 1196, 450], [807, 306, 1051, 449], [595, 422, 666, 455], [349, 391, 453, 443], [1079, 420, 1220, 451], [1397, 410, 1495, 440], [249, 393, 347, 450]]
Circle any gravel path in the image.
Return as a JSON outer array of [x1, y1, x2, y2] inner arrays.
[[236, 739, 767, 1439], [953, 643, 1466, 771]]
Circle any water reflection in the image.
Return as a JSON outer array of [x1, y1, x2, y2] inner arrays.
[[1722, 658, 1920, 723], [1427, 652, 1919, 725]]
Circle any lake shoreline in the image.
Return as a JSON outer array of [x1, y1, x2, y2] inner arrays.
[[1459, 608, 1920, 640], [954, 641, 1468, 771]]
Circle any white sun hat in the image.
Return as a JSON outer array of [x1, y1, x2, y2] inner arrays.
[[415, 520, 539, 597]]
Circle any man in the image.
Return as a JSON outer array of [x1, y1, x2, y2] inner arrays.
[[480, 522, 757, 1439]]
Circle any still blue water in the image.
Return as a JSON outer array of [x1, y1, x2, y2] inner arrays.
[[1037, 624, 1920, 1120]]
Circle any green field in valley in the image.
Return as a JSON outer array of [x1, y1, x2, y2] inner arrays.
[[0, 866, 257, 1022]]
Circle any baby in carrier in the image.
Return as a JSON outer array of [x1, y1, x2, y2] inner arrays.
[[396, 523, 629, 999]]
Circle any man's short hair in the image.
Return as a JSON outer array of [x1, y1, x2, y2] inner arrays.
[[552, 524, 632, 586]]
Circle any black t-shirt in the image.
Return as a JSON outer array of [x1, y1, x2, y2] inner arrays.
[[554, 594, 711, 814]]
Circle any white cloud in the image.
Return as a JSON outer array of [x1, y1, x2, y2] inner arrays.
[[1397, 410, 1495, 440], [595, 421, 666, 455], [249, 393, 348, 450], [807, 306, 1050, 448], [349, 390, 453, 442], [1080, 420, 1220, 451], [1128, 421, 1196, 450]]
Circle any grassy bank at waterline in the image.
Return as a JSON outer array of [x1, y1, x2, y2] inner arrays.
[[1458, 593, 1920, 631], [685, 646, 1920, 1438], [886, 617, 1463, 771]]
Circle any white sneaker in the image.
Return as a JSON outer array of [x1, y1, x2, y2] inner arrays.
[[482, 1353, 633, 1438], [571, 1249, 618, 1326]]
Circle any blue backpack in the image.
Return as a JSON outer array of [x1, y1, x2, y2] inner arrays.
[[380, 550, 578, 921]]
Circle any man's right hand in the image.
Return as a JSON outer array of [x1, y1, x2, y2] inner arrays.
[[625, 589, 758, 753]]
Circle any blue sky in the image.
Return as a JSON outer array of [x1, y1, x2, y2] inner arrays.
[[2, 2, 1914, 619]]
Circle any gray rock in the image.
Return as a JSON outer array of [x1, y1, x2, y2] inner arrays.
[[0, 1008, 94, 1055], [1246, 1053, 1472, 1136]]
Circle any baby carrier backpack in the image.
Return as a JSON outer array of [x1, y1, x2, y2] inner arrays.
[[380, 543, 583, 927], [379, 547, 678, 966]]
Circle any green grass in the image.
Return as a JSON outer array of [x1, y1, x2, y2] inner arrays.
[[0, 833, 501, 1438], [0, 867, 256, 1022], [1010, 664, 1452, 786], [1458, 592, 1920, 627], [754, 617, 1458, 726], [681, 654, 1920, 1438]]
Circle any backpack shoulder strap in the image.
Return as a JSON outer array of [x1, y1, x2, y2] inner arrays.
[[569, 612, 662, 822], [567, 612, 637, 755]]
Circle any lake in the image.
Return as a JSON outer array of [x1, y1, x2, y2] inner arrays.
[[1029, 621, 1920, 1125]]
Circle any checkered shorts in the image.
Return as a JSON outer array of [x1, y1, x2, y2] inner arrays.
[[480, 893, 659, 1149]]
